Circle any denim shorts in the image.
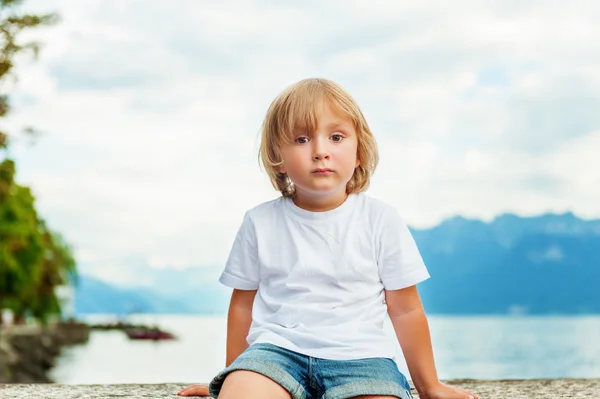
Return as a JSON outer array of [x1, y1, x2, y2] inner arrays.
[[209, 343, 413, 399]]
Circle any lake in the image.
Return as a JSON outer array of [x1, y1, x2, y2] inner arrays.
[[49, 314, 600, 384]]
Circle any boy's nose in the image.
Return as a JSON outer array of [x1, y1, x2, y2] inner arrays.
[[314, 154, 329, 161], [312, 139, 330, 160], [313, 152, 330, 161]]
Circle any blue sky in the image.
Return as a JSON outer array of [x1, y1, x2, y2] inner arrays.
[[4, 0, 600, 286]]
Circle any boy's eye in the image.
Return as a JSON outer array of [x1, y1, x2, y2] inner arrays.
[[331, 134, 344, 142], [295, 137, 309, 144]]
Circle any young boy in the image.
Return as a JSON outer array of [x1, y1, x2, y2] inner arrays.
[[178, 78, 478, 399]]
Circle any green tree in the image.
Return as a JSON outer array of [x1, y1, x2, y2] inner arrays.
[[12, 223, 78, 324], [0, 0, 73, 326], [1, 0, 59, 149], [0, 164, 45, 319]]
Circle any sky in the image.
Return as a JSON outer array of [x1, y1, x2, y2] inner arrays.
[[3, 0, 600, 286]]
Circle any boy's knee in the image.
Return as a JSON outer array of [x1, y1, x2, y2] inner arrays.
[[351, 396, 400, 399], [219, 370, 291, 399]]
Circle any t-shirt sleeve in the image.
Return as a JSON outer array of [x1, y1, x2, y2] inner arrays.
[[219, 212, 260, 290], [377, 207, 430, 290]]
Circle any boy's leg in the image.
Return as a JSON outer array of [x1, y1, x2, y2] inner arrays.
[[351, 396, 398, 399], [219, 370, 292, 399], [316, 357, 412, 399], [209, 343, 308, 398]]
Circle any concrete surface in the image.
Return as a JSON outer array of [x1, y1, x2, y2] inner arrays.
[[1, 379, 599, 398]]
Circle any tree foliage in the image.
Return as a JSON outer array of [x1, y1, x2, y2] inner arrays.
[[0, 0, 74, 325], [0, 0, 58, 149]]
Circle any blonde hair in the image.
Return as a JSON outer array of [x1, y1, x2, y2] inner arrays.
[[259, 78, 379, 198]]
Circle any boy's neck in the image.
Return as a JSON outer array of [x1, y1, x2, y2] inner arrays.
[[292, 190, 349, 212]]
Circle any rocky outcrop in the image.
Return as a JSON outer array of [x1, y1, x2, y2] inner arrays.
[[0, 322, 89, 383], [1, 379, 599, 398]]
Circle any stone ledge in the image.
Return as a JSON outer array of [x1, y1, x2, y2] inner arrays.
[[1, 379, 599, 398]]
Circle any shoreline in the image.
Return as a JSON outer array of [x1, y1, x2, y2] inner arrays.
[[0, 322, 89, 384], [0, 320, 174, 384]]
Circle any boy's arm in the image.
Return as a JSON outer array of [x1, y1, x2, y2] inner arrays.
[[385, 286, 438, 391], [385, 286, 477, 399], [226, 288, 257, 367]]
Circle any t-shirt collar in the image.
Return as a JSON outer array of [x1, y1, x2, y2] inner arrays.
[[283, 193, 358, 222]]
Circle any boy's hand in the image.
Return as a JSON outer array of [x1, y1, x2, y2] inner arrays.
[[177, 384, 210, 397], [419, 381, 478, 399]]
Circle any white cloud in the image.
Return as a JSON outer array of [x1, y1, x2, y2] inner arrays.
[[4, 0, 600, 284]]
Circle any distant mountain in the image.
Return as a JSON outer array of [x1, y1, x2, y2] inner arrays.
[[75, 276, 152, 315], [74, 275, 230, 315], [74, 212, 600, 315], [414, 212, 600, 315]]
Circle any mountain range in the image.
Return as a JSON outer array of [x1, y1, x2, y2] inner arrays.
[[415, 212, 600, 314], [74, 212, 600, 315], [74, 268, 231, 316]]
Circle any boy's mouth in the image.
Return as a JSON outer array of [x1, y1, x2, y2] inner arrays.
[[312, 168, 334, 175]]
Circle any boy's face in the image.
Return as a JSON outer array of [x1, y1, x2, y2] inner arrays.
[[279, 101, 360, 204]]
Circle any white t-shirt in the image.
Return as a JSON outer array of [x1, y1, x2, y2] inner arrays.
[[219, 193, 430, 360]]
